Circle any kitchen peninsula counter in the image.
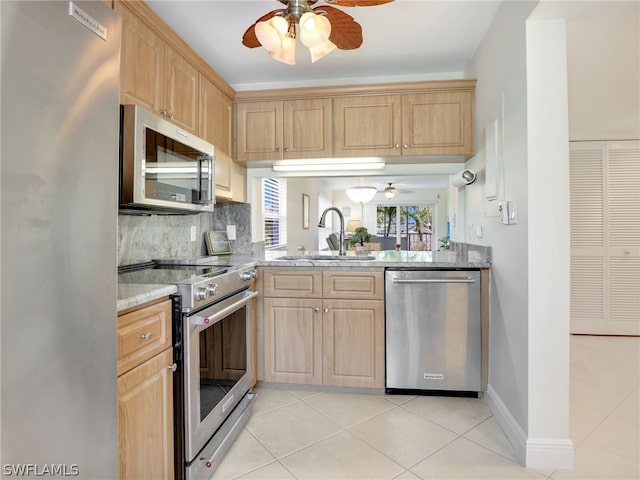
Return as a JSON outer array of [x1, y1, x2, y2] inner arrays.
[[257, 249, 491, 268]]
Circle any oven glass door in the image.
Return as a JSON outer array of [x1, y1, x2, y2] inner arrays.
[[185, 290, 257, 461], [144, 128, 213, 205]]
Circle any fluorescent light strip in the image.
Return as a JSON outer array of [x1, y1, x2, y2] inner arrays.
[[272, 162, 385, 172]]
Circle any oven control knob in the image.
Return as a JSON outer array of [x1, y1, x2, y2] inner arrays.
[[240, 269, 258, 281], [196, 286, 210, 301], [206, 283, 218, 296]]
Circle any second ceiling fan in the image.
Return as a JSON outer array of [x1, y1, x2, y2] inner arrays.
[[242, 0, 394, 64]]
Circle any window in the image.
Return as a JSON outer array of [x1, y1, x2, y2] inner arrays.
[[376, 204, 435, 251], [262, 178, 287, 249]]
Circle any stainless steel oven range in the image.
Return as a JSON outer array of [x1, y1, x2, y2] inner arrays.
[[118, 257, 258, 480]]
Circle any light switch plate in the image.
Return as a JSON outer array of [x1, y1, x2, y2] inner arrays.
[[226, 225, 236, 241], [190, 225, 197, 242]]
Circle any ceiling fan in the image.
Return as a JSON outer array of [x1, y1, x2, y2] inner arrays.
[[381, 182, 414, 199], [242, 0, 394, 65]]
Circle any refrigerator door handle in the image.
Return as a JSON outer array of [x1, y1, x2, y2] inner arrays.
[[392, 278, 475, 284]]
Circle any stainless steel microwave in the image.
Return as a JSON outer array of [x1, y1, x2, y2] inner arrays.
[[119, 104, 215, 213]]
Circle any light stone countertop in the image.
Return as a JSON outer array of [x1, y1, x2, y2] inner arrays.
[[117, 283, 178, 313], [257, 249, 490, 268], [117, 247, 489, 312]]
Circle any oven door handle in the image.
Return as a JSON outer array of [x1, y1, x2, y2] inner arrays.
[[190, 290, 258, 328]]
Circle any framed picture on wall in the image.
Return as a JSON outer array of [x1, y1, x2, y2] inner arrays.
[[302, 194, 310, 229]]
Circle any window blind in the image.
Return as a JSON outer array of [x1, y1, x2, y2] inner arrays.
[[263, 178, 287, 249]]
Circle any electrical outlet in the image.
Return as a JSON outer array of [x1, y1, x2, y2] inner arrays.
[[226, 225, 236, 241], [190, 225, 197, 242]]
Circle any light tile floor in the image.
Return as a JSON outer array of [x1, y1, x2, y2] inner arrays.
[[210, 335, 639, 480]]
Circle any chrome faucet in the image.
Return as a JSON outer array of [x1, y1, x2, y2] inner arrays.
[[318, 207, 346, 256]]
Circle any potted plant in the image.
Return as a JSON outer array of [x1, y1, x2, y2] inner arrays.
[[439, 235, 450, 250], [349, 226, 372, 251]]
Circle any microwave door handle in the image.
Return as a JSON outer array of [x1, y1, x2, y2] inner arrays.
[[196, 155, 214, 205]]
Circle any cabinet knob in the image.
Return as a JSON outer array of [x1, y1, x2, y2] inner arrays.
[[314, 307, 320, 313], [284, 147, 289, 152], [394, 143, 400, 149], [323, 307, 329, 314], [624, 250, 631, 254], [168, 112, 174, 119], [403, 143, 409, 149], [275, 147, 281, 152], [160, 108, 168, 116], [140, 332, 152, 341], [168, 363, 177, 372]]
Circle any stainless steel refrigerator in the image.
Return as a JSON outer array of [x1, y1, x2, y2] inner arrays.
[[1, 1, 121, 476]]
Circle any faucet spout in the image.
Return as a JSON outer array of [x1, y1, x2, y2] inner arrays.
[[318, 207, 346, 256]]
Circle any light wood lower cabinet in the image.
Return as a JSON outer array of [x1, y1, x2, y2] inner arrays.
[[117, 298, 174, 480], [262, 269, 384, 389]]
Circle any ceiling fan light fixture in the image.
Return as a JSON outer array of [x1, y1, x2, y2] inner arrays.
[[309, 39, 337, 63], [346, 186, 377, 204], [300, 12, 331, 48], [384, 183, 397, 199], [255, 16, 288, 51]]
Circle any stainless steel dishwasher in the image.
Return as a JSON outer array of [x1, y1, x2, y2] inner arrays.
[[385, 269, 482, 395]]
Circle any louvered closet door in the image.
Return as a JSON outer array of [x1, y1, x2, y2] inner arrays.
[[570, 142, 606, 334], [570, 140, 640, 335], [606, 141, 640, 335]]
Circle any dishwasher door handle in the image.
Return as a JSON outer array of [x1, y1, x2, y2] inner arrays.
[[392, 277, 476, 284]]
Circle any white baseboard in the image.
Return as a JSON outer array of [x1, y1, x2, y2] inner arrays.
[[484, 384, 574, 469], [484, 384, 527, 463]]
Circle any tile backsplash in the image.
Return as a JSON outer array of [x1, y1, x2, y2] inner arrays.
[[118, 203, 252, 266]]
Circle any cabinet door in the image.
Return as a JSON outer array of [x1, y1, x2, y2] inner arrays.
[[118, 4, 164, 112], [200, 75, 234, 196], [236, 101, 284, 162], [118, 348, 174, 480], [402, 91, 474, 156], [283, 98, 332, 158], [264, 297, 322, 384], [333, 95, 401, 157], [322, 299, 384, 388], [164, 45, 199, 134]]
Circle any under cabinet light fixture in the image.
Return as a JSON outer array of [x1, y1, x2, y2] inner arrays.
[[272, 160, 385, 172]]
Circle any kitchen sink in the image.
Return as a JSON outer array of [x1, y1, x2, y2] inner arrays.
[[276, 255, 376, 261]]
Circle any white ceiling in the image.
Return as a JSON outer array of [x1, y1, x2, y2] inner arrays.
[[145, 0, 503, 190]]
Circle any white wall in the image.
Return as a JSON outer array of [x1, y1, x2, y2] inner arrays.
[[286, 177, 331, 251], [567, 2, 640, 140], [463, 3, 537, 461]]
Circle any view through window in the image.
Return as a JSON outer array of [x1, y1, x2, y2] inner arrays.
[[262, 178, 287, 250], [376, 205, 434, 251]]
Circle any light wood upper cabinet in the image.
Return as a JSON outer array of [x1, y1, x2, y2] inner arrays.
[[236, 98, 332, 162], [199, 74, 234, 197], [402, 91, 474, 156], [119, 5, 164, 112], [117, 2, 199, 134], [164, 46, 199, 133], [333, 95, 402, 157], [334, 91, 474, 157]]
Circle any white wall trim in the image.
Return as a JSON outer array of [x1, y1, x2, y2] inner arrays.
[[526, 438, 574, 470], [486, 384, 575, 469], [485, 384, 527, 464]]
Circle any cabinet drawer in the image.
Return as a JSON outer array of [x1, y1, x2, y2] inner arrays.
[[117, 299, 172, 376], [323, 271, 384, 299], [263, 269, 322, 298]]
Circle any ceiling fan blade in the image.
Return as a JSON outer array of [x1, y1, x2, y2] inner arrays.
[[242, 9, 285, 48], [325, 0, 394, 6], [315, 6, 362, 50]]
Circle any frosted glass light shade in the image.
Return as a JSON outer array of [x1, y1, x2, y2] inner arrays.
[[346, 186, 377, 204], [310, 39, 337, 63], [300, 12, 331, 48], [270, 35, 296, 65], [255, 16, 288, 51]]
